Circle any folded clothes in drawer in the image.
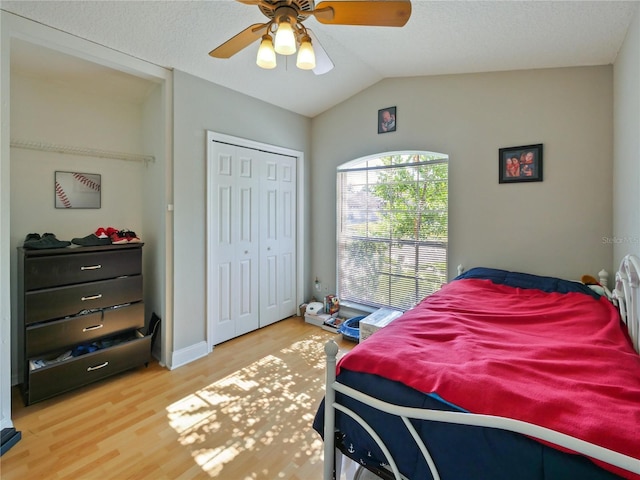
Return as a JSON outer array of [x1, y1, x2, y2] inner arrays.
[[26, 329, 151, 404], [29, 329, 147, 370]]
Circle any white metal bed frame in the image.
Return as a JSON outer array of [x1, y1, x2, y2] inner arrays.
[[322, 255, 640, 480]]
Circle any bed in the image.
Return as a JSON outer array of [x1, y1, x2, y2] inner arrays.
[[313, 255, 640, 480]]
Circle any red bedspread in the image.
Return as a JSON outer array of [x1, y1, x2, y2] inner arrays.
[[338, 279, 640, 479]]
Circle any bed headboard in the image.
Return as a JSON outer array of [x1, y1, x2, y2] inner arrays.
[[613, 254, 640, 354]]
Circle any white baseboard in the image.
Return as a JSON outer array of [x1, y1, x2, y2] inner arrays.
[[169, 341, 208, 370]]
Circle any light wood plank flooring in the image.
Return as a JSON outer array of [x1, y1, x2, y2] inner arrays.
[[1, 317, 354, 479]]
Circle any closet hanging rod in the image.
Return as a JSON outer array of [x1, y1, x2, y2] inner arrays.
[[10, 138, 155, 164]]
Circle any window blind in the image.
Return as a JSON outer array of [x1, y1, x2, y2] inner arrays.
[[337, 153, 448, 310]]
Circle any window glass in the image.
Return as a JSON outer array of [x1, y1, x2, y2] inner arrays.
[[337, 152, 448, 310]]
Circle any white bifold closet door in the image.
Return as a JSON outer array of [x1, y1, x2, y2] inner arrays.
[[259, 151, 297, 328], [209, 141, 296, 345]]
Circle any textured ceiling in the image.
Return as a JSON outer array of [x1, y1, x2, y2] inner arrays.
[[3, 0, 638, 117]]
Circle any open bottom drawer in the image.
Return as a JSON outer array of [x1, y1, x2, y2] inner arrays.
[[26, 330, 150, 405]]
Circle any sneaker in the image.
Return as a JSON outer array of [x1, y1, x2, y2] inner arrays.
[[122, 230, 141, 243], [95, 227, 119, 239], [72, 233, 112, 247], [23, 233, 41, 246], [24, 233, 71, 250], [110, 230, 128, 245]]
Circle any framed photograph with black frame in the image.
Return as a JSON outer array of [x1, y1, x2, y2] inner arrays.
[[378, 106, 396, 134], [499, 143, 543, 183]]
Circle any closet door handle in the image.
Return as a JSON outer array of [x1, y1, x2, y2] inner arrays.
[[81, 294, 103, 301], [83, 324, 104, 332], [87, 362, 109, 372], [81, 265, 102, 271]]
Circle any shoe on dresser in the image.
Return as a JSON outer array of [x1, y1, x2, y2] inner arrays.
[[23, 233, 41, 247], [24, 233, 71, 249], [110, 230, 128, 245], [122, 230, 141, 243], [72, 233, 112, 247]]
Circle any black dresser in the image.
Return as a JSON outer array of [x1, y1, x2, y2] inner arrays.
[[18, 243, 150, 405]]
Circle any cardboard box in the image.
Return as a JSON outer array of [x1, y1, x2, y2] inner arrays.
[[321, 316, 346, 333], [324, 294, 340, 315], [359, 308, 403, 342], [305, 312, 331, 327]]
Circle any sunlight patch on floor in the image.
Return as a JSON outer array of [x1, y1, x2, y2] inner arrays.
[[166, 333, 334, 477]]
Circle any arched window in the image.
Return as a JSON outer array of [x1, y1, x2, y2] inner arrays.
[[337, 151, 448, 310]]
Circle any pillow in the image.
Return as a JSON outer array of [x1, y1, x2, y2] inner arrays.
[[454, 267, 600, 299]]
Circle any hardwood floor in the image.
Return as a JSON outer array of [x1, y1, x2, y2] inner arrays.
[[1, 317, 355, 479]]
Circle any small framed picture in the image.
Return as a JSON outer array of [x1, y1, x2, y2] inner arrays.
[[55, 171, 101, 209], [378, 106, 396, 134], [498, 144, 543, 183]]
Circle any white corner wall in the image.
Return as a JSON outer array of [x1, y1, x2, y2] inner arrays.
[[311, 66, 614, 291], [0, 11, 13, 433], [613, 6, 640, 268]]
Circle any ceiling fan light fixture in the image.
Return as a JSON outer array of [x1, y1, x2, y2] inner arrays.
[[296, 35, 316, 70], [274, 20, 296, 55], [256, 34, 277, 69]]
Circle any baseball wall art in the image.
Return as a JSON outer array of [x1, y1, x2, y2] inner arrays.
[[55, 171, 101, 209]]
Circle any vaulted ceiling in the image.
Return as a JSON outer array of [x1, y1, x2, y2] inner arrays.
[[3, 1, 638, 117]]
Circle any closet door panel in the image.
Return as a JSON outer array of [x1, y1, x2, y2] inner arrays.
[[214, 262, 234, 343], [260, 153, 296, 326], [209, 144, 259, 345], [236, 257, 256, 336], [260, 252, 279, 326], [277, 156, 297, 319], [234, 149, 259, 337]]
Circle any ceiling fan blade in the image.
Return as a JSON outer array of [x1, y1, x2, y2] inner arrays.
[[314, 1, 411, 27], [209, 23, 269, 58], [307, 30, 334, 75]]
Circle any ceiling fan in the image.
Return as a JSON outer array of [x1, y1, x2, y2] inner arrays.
[[209, 0, 412, 75]]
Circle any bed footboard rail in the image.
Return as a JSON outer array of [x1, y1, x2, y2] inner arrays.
[[323, 340, 640, 480], [614, 254, 640, 354]]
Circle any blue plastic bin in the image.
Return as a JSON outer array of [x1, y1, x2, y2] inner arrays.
[[338, 316, 365, 342]]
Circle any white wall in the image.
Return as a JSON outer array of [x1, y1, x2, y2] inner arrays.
[[170, 70, 311, 364], [141, 82, 171, 364], [1, 10, 13, 433], [10, 74, 147, 234], [613, 6, 640, 267], [311, 66, 614, 293]]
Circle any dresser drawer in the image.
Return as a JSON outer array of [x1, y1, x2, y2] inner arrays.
[[26, 302, 145, 357], [24, 275, 142, 325], [27, 330, 150, 405], [24, 247, 142, 290]]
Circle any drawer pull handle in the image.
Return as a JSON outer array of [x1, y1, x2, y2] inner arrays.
[[87, 362, 109, 372], [81, 265, 102, 271], [83, 324, 104, 332], [81, 294, 102, 301]]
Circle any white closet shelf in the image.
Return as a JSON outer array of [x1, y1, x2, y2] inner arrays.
[[10, 138, 155, 164]]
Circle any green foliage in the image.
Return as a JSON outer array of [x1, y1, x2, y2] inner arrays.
[[370, 154, 448, 242]]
